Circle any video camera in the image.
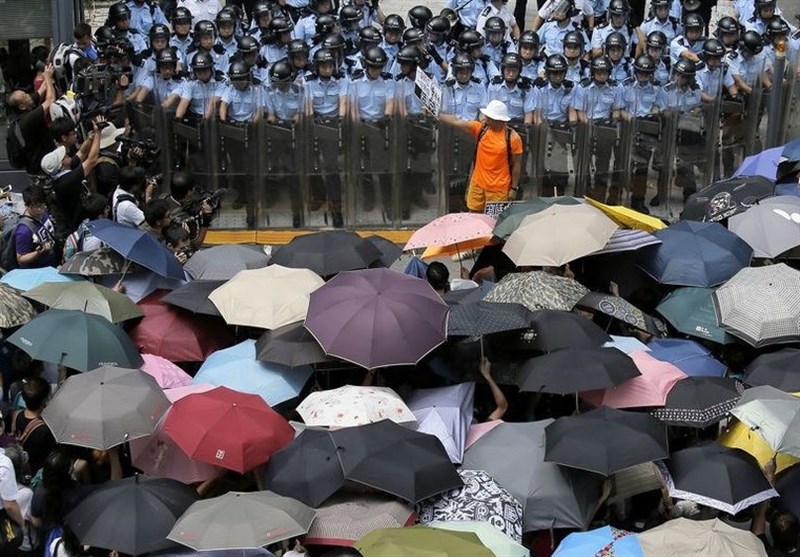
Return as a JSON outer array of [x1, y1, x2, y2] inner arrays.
[[180, 188, 227, 237], [74, 61, 133, 97], [119, 137, 161, 168]]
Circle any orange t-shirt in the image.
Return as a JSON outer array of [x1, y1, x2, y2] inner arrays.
[[468, 121, 523, 192]]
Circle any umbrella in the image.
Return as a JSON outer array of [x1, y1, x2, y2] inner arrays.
[[638, 221, 753, 287], [585, 197, 667, 233], [356, 526, 494, 557], [554, 525, 642, 557], [1, 266, 78, 291], [263, 420, 463, 506], [304, 269, 450, 369], [775, 464, 800, 522], [270, 230, 381, 276], [447, 302, 533, 337], [255, 322, 330, 367], [713, 264, 800, 347], [24, 280, 143, 323], [0, 283, 37, 328], [183, 244, 268, 280], [523, 310, 611, 352], [744, 349, 800, 392], [162, 280, 225, 316], [484, 271, 589, 312], [651, 377, 744, 428], [65, 475, 198, 555], [590, 228, 662, 255], [7, 309, 143, 371], [582, 350, 687, 409], [728, 196, 800, 258], [493, 197, 582, 240], [60, 247, 133, 277], [99, 270, 186, 304], [421, 237, 493, 259], [462, 420, 606, 531], [167, 491, 315, 551], [655, 287, 735, 345], [517, 347, 641, 395], [195, 340, 313, 407], [209, 266, 324, 330], [730, 385, 800, 457], [365, 235, 403, 268], [141, 353, 193, 389], [404, 213, 496, 251], [417, 469, 523, 542], [163, 386, 295, 473], [442, 286, 485, 306], [660, 443, 777, 515], [502, 204, 618, 267], [88, 219, 185, 280], [646, 338, 727, 378], [407, 383, 475, 464], [604, 335, 652, 354], [129, 291, 234, 362], [403, 256, 428, 279], [575, 292, 665, 337], [682, 175, 776, 222], [304, 494, 416, 547], [718, 418, 800, 475], [733, 147, 783, 180], [637, 518, 767, 556], [42, 365, 169, 449], [297, 385, 416, 428], [465, 421, 503, 451], [544, 407, 669, 476], [430, 521, 529, 557]]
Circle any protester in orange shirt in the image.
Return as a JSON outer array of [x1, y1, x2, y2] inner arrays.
[[438, 100, 524, 212]]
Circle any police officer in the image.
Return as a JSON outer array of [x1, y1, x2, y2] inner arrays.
[[345, 0, 382, 29], [220, 60, 262, 123], [539, 2, 590, 58], [696, 38, 737, 103], [518, 31, 543, 80], [176, 51, 223, 120], [488, 53, 535, 124], [714, 17, 741, 52], [645, 31, 672, 83], [324, 34, 356, 78], [424, 16, 454, 83], [563, 30, 590, 82], [232, 35, 269, 81], [670, 11, 704, 65], [763, 18, 796, 77], [130, 24, 176, 101], [261, 17, 295, 67], [456, 30, 499, 84], [637, 0, 681, 55], [446, 0, 486, 33], [483, 17, 516, 68], [126, 0, 169, 35], [107, 2, 148, 54], [605, 31, 632, 81], [135, 47, 186, 105], [295, 0, 334, 44], [308, 14, 338, 55], [248, 1, 275, 43], [408, 5, 434, 30], [591, 0, 636, 57], [728, 31, 765, 96], [170, 7, 195, 60], [187, 20, 231, 74], [744, 0, 782, 35], [215, 8, 240, 56], [288, 39, 312, 80], [381, 15, 405, 62]]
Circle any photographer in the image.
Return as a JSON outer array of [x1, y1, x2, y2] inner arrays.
[[112, 165, 156, 228], [140, 198, 174, 243], [15, 186, 58, 269], [162, 171, 213, 250], [164, 223, 193, 264]]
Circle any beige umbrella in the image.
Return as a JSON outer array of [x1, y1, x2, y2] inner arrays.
[[636, 518, 767, 557], [502, 204, 618, 267], [209, 265, 324, 329]]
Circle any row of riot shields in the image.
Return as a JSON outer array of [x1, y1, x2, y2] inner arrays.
[[123, 64, 800, 229]]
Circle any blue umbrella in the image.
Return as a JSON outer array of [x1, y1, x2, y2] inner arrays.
[[194, 340, 313, 406], [88, 220, 185, 281], [783, 137, 800, 162], [99, 270, 186, 304], [734, 147, 783, 181], [554, 525, 643, 557], [647, 338, 727, 378], [638, 221, 753, 287], [404, 256, 428, 279], [0, 267, 79, 291]]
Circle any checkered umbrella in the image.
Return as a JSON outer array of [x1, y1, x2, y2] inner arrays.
[[304, 494, 415, 547]]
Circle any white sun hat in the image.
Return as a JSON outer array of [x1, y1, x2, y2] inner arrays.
[[479, 100, 511, 122]]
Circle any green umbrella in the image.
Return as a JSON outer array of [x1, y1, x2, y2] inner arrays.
[[24, 281, 143, 323], [7, 309, 143, 372], [0, 283, 37, 328], [430, 521, 529, 557], [656, 287, 735, 345], [493, 197, 581, 240], [356, 526, 494, 557]]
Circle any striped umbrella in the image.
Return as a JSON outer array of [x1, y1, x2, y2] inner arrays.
[[590, 229, 662, 255]]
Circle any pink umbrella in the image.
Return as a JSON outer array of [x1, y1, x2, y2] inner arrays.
[[465, 420, 504, 451], [404, 213, 496, 251], [582, 351, 687, 409], [163, 383, 216, 403], [141, 354, 193, 389]]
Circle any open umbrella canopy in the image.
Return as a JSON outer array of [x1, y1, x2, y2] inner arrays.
[[651, 377, 744, 428], [646, 339, 727, 378], [733, 147, 783, 181], [591, 229, 662, 255], [404, 213, 496, 251], [682, 175, 776, 223], [0, 283, 37, 328], [447, 301, 533, 337], [503, 204, 618, 267], [585, 197, 667, 233], [209, 265, 324, 330], [60, 247, 133, 277], [297, 385, 416, 428], [255, 321, 330, 368], [728, 196, 800, 258], [24, 280, 143, 323], [356, 526, 494, 557], [66, 475, 198, 556], [636, 518, 767, 557], [575, 292, 665, 337], [99, 270, 185, 304], [638, 221, 753, 287], [544, 407, 669, 476], [7, 309, 143, 371], [554, 525, 642, 557], [655, 287, 735, 345], [407, 383, 475, 464], [744, 349, 800, 392], [365, 235, 404, 268], [270, 230, 382, 276], [713, 264, 800, 347], [162, 280, 225, 317], [430, 521, 530, 557], [524, 310, 612, 352], [42, 365, 169, 449], [492, 197, 581, 240], [718, 418, 800, 476], [484, 271, 589, 312], [305, 268, 449, 369], [183, 244, 269, 280], [776, 464, 800, 523], [1, 266, 78, 291], [167, 491, 315, 551], [730, 386, 800, 457]]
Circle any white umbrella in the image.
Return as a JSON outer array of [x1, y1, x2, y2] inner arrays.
[[296, 385, 416, 427], [730, 385, 800, 457], [407, 382, 475, 464]]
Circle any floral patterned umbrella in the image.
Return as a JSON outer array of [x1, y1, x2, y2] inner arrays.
[[296, 385, 416, 427], [404, 213, 496, 251], [484, 271, 589, 313]]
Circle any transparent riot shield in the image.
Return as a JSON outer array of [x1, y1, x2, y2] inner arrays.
[[573, 119, 592, 198], [396, 111, 442, 226], [260, 119, 303, 229], [171, 84, 219, 192], [576, 101, 631, 205], [305, 110, 346, 229], [778, 52, 800, 145], [532, 117, 575, 198], [126, 101, 157, 142], [713, 91, 748, 181], [701, 95, 723, 183], [437, 121, 477, 213], [216, 116, 260, 230], [656, 108, 680, 219], [743, 63, 768, 156], [507, 120, 532, 201]]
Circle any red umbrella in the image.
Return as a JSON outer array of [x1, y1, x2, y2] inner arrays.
[[128, 291, 234, 362], [162, 386, 294, 473]]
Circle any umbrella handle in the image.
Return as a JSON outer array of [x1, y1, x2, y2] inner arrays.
[[119, 259, 133, 283]]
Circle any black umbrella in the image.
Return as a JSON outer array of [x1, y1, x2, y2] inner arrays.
[[442, 287, 484, 306], [681, 176, 775, 223], [663, 443, 777, 515], [263, 420, 462, 507], [270, 231, 382, 276], [255, 321, 331, 367], [162, 280, 225, 316], [526, 310, 611, 352], [575, 292, 667, 337], [65, 475, 197, 555], [544, 407, 669, 476], [651, 377, 744, 428], [743, 348, 800, 392], [365, 235, 404, 268], [447, 301, 533, 337], [516, 348, 641, 395]]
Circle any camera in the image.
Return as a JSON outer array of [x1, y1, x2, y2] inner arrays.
[[119, 137, 162, 169], [180, 188, 227, 238]]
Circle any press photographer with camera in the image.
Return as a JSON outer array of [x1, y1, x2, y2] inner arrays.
[[112, 166, 157, 228], [164, 223, 193, 264], [162, 171, 216, 250]]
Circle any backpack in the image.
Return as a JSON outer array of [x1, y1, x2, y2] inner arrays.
[[113, 193, 138, 222], [11, 409, 46, 448], [5, 119, 27, 170], [50, 43, 85, 90], [0, 216, 38, 272], [472, 123, 514, 180]]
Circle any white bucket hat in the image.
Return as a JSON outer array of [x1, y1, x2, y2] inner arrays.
[[40, 146, 67, 177], [99, 123, 125, 149], [479, 100, 511, 122]]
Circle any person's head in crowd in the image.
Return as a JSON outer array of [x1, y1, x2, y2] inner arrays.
[[170, 171, 195, 202], [40, 145, 72, 178], [22, 185, 48, 220], [41, 446, 78, 526], [21, 376, 51, 413], [82, 193, 109, 221], [119, 165, 147, 198], [143, 198, 173, 231], [6, 89, 38, 115], [51, 117, 79, 150], [2, 443, 29, 484], [426, 261, 450, 295], [73, 22, 93, 49], [770, 510, 800, 553], [164, 223, 191, 257]]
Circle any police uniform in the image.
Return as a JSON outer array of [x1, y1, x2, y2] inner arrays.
[[609, 57, 632, 82], [660, 79, 703, 195], [520, 59, 541, 81], [622, 76, 662, 203], [535, 77, 575, 195], [443, 77, 488, 120], [141, 73, 185, 103], [261, 44, 290, 67], [695, 61, 735, 99], [170, 33, 194, 59], [120, 28, 149, 54], [566, 58, 590, 83], [447, 0, 487, 29], [476, 3, 516, 40], [653, 56, 671, 84], [670, 35, 705, 65], [295, 13, 318, 45], [216, 36, 239, 57], [220, 82, 261, 122], [639, 15, 681, 50], [538, 21, 589, 57], [591, 22, 636, 55], [484, 41, 518, 71], [487, 76, 535, 120], [126, 0, 169, 35], [179, 74, 223, 117], [187, 44, 231, 74]]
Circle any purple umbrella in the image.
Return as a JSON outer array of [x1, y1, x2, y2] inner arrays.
[[408, 382, 475, 464], [304, 268, 449, 369], [733, 147, 782, 181]]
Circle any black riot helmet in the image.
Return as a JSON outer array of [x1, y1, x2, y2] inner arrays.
[[408, 6, 433, 29], [364, 46, 388, 68], [607, 0, 630, 16], [715, 17, 740, 37], [238, 35, 260, 54], [702, 38, 725, 58], [191, 51, 214, 72], [108, 2, 131, 23], [194, 20, 217, 38], [384, 14, 405, 32], [288, 39, 309, 57], [426, 16, 451, 38], [563, 30, 585, 49], [633, 54, 656, 73], [215, 8, 237, 29], [340, 5, 364, 27], [315, 14, 337, 37], [651, 0, 670, 7], [646, 30, 668, 50], [252, 1, 273, 23], [766, 18, 791, 39], [740, 30, 764, 54], [458, 29, 484, 51], [269, 60, 293, 82], [683, 12, 705, 30], [590, 55, 613, 75], [229, 60, 251, 81], [403, 27, 425, 45], [673, 57, 697, 77], [313, 48, 336, 66], [323, 33, 346, 51], [156, 47, 179, 69], [397, 44, 422, 65], [452, 51, 475, 70], [545, 53, 568, 73], [484, 16, 506, 35], [171, 6, 192, 25], [269, 16, 294, 35], [518, 31, 540, 49], [501, 52, 522, 72], [359, 27, 383, 48], [95, 26, 116, 51], [605, 31, 627, 50], [149, 23, 170, 44]]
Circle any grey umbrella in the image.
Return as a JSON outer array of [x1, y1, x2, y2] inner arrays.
[[462, 420, 605, 532], [255, 322, 331, 367], [728, 196, 800, 259], [162, 280, 225, 316], [184, 245, 269, 280]]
